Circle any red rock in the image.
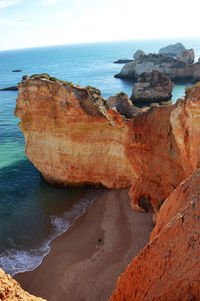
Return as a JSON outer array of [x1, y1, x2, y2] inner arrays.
[[110, 169, 200, 301]]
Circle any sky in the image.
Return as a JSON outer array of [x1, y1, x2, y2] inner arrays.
[[0, 0, 200, 51]]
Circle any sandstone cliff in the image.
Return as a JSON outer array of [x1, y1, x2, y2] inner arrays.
[[15, 74, 132, 189], [110, 169, 200, 301], [0, 268, 45, 300], [15, 76, 200, 214]]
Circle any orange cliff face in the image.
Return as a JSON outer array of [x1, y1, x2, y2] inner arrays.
[[0, 268, 46, 301], [15, 76, 132, 188], [110, 169, 200, 301], [15, 76, 200, 213]]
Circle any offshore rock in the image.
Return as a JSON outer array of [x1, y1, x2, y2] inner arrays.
[[110, 169, 200, 301], [113, 59, 133, 64], [133, 50, 145, 61], [15, 75, 132, 189], [158, 42, 185, 56], [131, 70, 173, 103], [0, 268, 45, 300], [114, 54, 200, 81], [176, 48, 195, 64]]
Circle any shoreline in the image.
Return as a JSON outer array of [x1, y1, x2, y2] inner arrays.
[[15, 189, 153, 301]]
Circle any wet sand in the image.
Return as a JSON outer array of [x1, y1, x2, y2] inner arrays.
[[15, 189, 153, 301]]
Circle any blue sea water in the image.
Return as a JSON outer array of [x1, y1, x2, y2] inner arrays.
[[0, 38, 200, 276]]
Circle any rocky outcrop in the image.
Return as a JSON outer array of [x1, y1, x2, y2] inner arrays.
[[128, 83, 200, 213], [110, 169, 200, 301], [15, 76, 200, 213], [107, 92, 139, 119], [115, 54, 200, 81], [133, 50, 145, 60], [158, 42, 185, 56], [0, 268, 45, 300], [176, 48, 195, 64], [15, 74, 132, 189], [113, 59, 133, 64], [0, 86, 18, 91], [131, 70, 173, 103]]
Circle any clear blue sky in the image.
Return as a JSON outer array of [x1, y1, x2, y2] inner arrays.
[[0, 0, 200, 50]]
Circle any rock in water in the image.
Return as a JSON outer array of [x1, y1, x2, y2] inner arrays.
[[115, 53, 200, 81], [12, 69, 22, 72], [110, 169, 200, 301], [158, 42, 185, 56], [0, 86, 18, 91], [133, 50, 145, 60], [131, 70, 173, 103], [0, 268, 45, 300], [176, 48, 195, 64]]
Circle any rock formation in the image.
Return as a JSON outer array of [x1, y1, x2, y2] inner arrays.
[[113, 59, 133, 64], [114, 54, 200, 81], [158, 42, 185, 56], [0, 86, 18, 91], [133, 50, 145, 61], [176, 48, 195, 64], [15, 75, 200, 214], [0, 268, 45, 300], [15, 74, 132, 189], [131, 70, 173, 103], [110, 169, 200, 301]]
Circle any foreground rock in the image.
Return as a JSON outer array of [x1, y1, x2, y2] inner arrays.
[[110, 169, 200, 301], [0, 268, 45, 300], [131, 70, 173, 103], [176, 48, 195, 64], [0, 86, 18, 91], [158, 42, 185, 56], [115, 53, 200, 81], [15, 76, 200, 213]]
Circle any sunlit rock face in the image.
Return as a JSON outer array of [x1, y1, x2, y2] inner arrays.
[[15, 76, 200, 214], [110, 169, 200, 301], [15, 75, 132, 189], [0, 268, 45, 301]]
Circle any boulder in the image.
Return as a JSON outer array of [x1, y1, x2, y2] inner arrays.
[[158, 42, 185, 56], [133, 50, 145, 61], [176, 48, 195, 64], [131, 70, 173, 103], [107, 92, 139, 119]]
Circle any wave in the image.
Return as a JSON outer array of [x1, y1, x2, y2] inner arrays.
[[0, 189, 100, 276]]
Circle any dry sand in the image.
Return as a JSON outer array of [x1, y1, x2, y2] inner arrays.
[[15, 189, 153, 301]]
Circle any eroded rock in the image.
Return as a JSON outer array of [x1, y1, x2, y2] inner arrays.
[[131, 70, 173, 103], [0, 268, 45, 300], [110, 169, 200, 301], [133, 50, 145, 61], [176, 48, 195, 64]]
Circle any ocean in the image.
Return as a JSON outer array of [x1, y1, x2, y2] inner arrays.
[[0, 38, 199, 276]]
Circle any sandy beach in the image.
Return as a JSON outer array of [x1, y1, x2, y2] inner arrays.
[[15, 189, 153, 301]]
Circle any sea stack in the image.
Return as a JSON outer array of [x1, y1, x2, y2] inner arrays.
[[131, 70, 173, 103]]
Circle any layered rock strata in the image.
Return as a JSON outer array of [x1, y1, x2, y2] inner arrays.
[[15, 76, 200, 214], [110, 169, 200, 301], [131, 70, 173, 103], [158, 42, 185, 56], [15, 75, 132, 189], [115, 54, 200, 81], [0, 268, 45, 300]]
